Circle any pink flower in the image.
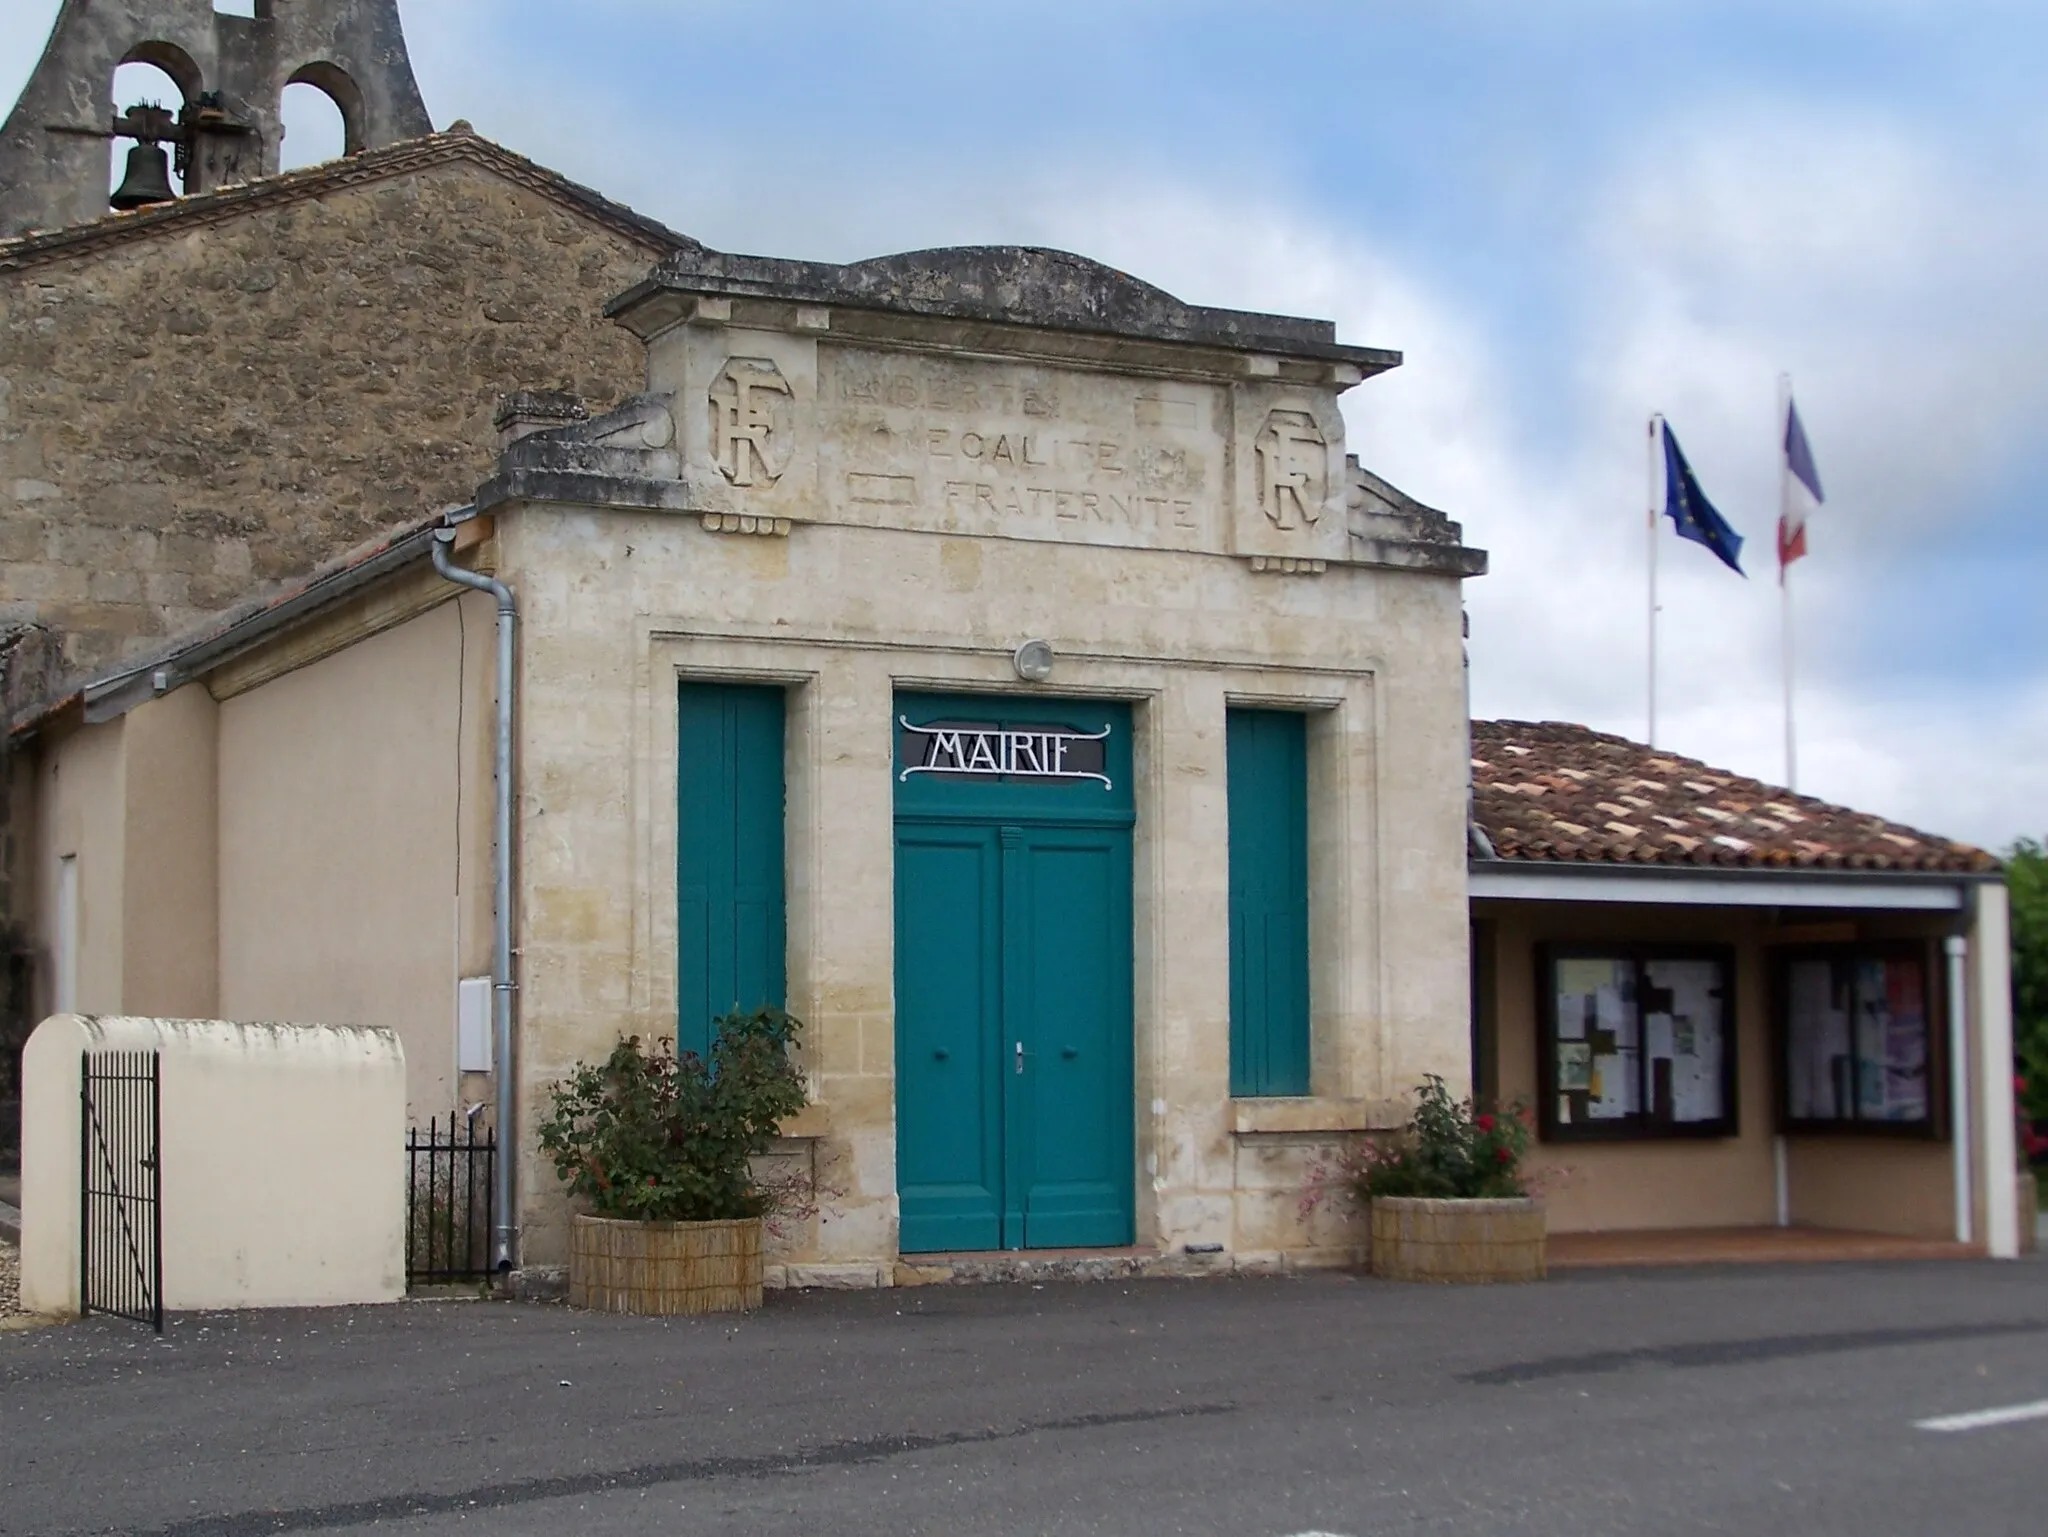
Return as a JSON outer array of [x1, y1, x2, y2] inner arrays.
[[1476, 1114, 1496, 1132], [1495, 1146, 1513, 1164]]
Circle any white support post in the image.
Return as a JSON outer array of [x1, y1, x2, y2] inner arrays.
[[1773, 1135, 1791, 1228], [1969, 886, 2019, 1258]]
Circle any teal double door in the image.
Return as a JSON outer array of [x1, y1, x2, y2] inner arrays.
[[894, 694, 1135, 1253]]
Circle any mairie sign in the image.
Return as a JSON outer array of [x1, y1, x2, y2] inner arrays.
[[897, 717, 1112, 788]]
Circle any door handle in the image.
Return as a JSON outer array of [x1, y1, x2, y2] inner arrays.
[[1014, 1041, 1026, 1075]]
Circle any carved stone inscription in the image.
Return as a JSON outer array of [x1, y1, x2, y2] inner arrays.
[[709, 357, 793, 486], [821, 350, 1219, 548], [1256, 408, 1326, 530]]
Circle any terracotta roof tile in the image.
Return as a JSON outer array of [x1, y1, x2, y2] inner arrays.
[[1472, 720, 1997, 875]]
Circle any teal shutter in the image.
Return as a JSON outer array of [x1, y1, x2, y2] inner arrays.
[[1227, 709, 1311, 1097], [677, 683, 786, 1060]]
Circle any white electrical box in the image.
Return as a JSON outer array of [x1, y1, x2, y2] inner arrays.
[[457, 976, 493, 1073]]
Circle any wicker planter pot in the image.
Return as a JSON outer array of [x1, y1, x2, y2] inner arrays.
[[567, 1213, 765, 1315], [1369, 1196, 1546, 1283]]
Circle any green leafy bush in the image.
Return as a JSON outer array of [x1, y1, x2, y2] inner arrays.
[[1345, 1074, 1532, 1202], [2007, 838, 2048, 1161], [536, 1008, 808, 1223]]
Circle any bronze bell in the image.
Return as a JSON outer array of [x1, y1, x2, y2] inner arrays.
[[110, 141, 176, 211]]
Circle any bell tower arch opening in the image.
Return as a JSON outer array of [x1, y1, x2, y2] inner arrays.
[[280, 63, 362, 168], [108, 48, 202, 203], [1, 0, 436, 239]]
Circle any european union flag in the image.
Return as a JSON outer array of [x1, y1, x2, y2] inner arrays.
[[1660, 423, 1745, 576]]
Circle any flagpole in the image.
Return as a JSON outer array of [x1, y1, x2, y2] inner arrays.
[[1773, 377, 1796, 1230], [1778, 374, 1796, 790], [1647, 414, 1661, 746]]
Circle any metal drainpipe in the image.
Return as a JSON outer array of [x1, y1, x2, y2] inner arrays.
[[1945, 933, 1973, 1248], [432, 523, 520, 1273]]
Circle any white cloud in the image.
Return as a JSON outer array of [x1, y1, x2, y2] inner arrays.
[[979, 127, 2048, 850], [1556, 102, 2048, 845]]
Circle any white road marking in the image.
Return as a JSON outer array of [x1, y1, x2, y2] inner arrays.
[[1915, 1398, 2048, 1433]]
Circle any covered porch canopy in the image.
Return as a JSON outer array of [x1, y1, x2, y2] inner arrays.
[[1467, 721, 2016, 1258]]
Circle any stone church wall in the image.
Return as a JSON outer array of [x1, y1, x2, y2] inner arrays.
[[0, 160, 668, 681]]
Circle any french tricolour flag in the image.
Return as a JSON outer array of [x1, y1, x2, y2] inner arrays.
[[1777, 397, 1825, 577]]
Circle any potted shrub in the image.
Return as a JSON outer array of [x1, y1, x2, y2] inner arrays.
[[1344, 1074, 1544, 1283], [537, 1006, 808, 1315]]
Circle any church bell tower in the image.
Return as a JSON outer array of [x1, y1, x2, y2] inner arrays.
[[0, 0, 435, 239]]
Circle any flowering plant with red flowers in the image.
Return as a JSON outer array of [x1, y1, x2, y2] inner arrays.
[[2016, 1074, 2048, 1167], [1339, 1074, 1533, 1202], [536, 1007, 810, 1222]]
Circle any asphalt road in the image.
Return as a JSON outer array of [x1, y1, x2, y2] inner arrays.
[[4, 1259, 2047, 1536]]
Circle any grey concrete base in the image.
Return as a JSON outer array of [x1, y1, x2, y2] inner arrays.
[[758, 1246, 1363, 1290], [893, 1252, 1161, 1288], [502, 1265, 567, 1302]]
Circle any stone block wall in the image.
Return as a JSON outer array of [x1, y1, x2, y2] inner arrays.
[[0, 157, 670, 683]]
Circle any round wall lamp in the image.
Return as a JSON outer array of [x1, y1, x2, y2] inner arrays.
[[1013, 639, 1056, 683]]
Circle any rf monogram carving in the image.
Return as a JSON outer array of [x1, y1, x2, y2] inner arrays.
[[709, 358, 794, 486], [1255, 408, 1327, 530]]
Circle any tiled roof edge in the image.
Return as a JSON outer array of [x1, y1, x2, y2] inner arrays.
[[1471, 717, 1999, 876], [0, 129, 697, 273]]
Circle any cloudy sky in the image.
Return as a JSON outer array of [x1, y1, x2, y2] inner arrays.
[[8, 1, 2042, 848]]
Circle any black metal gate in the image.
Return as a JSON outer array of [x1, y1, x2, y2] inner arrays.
[[79, 1050, 162, 1333], [406, 1114, 496, 1286]]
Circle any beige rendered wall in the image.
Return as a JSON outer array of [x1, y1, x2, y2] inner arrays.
[[1482, 898, 1961, 1238], [19, 1014, 405, 1315], [119, 685, 220, 1019], [216, 592, 491, 1120], [31, 686, 224, 1023], [31, 715, 127, 1017], [1785, 1139, 1955, 1241]]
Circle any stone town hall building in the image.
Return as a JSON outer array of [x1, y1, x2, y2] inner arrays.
[[3, 0, 2020, 1280]]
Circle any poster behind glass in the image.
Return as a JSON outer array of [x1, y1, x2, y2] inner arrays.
[[1784, 959, 1852, 1121], [1783, 952, 1929, 1125], [1552, 956, 1635, 1128], [1642, 957, 1727, 1124], [1864, 955, 1929, 1122]]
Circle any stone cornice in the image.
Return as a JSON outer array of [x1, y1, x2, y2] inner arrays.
[[610, 247, 1400, 379]]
